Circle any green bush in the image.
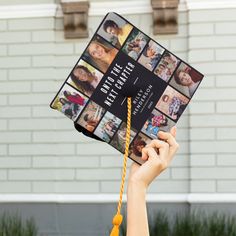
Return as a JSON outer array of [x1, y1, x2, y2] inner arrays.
[[120, 211, 236, 236], [0, 212, 38, 236], [172, 212, 204, 236], [149, 211, 169, 236], [205, 212, 236, 236]]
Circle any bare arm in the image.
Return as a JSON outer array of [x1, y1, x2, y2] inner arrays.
[[126, 127, 179, 236], [127, 178, 148, 236]]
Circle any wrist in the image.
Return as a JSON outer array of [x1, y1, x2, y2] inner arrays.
[[127, 178, 147, 193]]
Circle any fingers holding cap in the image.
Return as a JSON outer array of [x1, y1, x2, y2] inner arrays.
[[143, 139, 169, 161], [158, 129, 179, 157]]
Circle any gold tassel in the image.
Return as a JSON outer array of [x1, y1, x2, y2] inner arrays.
[[109, 97, 132, 236], [110, 214, 123, 236]]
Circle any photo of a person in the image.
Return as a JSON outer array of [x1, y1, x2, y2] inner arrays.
[[122, 29, 149, 60], [63, 91, 86, 106], [51, 84, 88, 121], [138, 40, 165, 71], [93, 111, 122, 142], [97, 12, 133, 49], [141, 109, 175, 138], [129, 133, 152, 164], [169, 62, 204, 98], [156, 86, 189, 121], [154, 51, 179, 82], [77, 100, 105, 132], [67, 59, 103, 97], [110, 122, 137, 153], [83, 35, 118, 73]]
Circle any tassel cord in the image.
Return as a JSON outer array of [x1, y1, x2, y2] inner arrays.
[[110, 97, 132, 236]]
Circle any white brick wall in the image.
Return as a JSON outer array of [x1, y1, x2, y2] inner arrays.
[[0, 182, 31, 193], [0, 1, 236, 196], [188, 6, 236, 193], [148, 180, 189, 193], [191, 180, 216, 193], [8, 17, 54, 30], [32, 181, 99, 193], [0, 31, 31, 43], [0, 20, 7, 31], [32, 156, 100, 168]]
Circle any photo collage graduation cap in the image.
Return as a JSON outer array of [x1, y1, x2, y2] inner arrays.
[[50, 12, 204, 165]]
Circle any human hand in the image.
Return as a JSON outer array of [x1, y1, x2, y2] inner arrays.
[[128, 126, 179, 190]]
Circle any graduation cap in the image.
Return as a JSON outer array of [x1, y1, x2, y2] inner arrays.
[[50, 12, 204, 236]]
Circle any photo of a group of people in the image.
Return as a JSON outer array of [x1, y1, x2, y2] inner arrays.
[[154, 51, 179, 82], [110, 122, 137, 153], [138, 40, 165, 71], [169, 62, 204, 98], [156, 86, 190, 121], [51, 84, 88, 121], [141, 109, 175, 139], [77, 100, 106, 132], [67, 59, 103, 98], [93, 111, 122, 142], [122, 28, 149, 60], [97, 12, 133, 49]]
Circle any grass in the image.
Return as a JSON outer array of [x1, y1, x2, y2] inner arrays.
[[120, 210, 236, 236], [0, 212, 38, 236]]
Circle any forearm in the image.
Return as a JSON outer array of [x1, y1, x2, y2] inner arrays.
[[126, 181, 149, 236], [126, 128, 178, 236]]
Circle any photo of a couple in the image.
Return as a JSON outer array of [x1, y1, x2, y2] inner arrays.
[[51, 84, 88, 121]]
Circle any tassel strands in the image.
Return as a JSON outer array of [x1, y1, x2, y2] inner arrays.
[[110, 97, 132, 236]]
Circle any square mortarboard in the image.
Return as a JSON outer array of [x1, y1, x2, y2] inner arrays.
[[50, 12, 204, 165]]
